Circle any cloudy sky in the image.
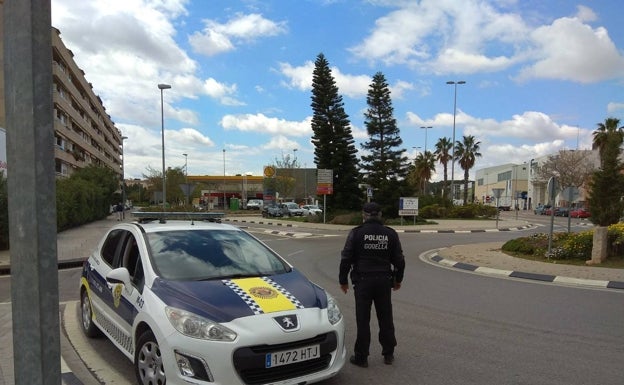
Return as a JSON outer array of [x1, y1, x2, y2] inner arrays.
[[51, 0, 624, 181]]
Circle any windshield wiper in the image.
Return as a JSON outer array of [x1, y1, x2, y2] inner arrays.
[[219, 273, 263, 280]]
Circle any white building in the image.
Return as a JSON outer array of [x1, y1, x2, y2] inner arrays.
[[475, 164, 529, 209], [475, 149, 600, 210]]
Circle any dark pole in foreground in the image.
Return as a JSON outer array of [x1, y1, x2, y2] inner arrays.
[[5, 1, 61, 384]]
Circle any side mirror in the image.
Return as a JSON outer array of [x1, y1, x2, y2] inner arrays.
[[106, 267, 134, 295]]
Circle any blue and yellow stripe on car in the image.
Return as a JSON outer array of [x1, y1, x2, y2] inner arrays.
[[223, 277, 304, 315]]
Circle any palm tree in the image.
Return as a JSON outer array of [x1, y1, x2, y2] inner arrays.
[[434, 137, 453, 199], [592, 117, 623, 166], [414, 151, 436, 195], [454, 135, 482, 205]]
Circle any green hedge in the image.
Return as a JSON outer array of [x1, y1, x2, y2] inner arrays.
[[0, 165, 118, 249]]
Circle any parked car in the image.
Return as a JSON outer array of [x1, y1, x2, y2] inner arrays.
[[262, 203, 283, 217], [554, 207, 569, 217], [280, 202, 304, 217], [301, 204, 323, 216], [570, 208, 591, 218], [246, 198, 263, 210], [497, 205, 511, 211], [78, 213, 346, 385], [534, 204, 552, 215], [544, 207, 556, 216]]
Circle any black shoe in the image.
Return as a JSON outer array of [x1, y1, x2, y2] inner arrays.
[[350, 355, 368, 368], [384, 354, 394, 365]]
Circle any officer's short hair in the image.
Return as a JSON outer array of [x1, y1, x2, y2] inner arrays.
[[362, 202, 381, 217]]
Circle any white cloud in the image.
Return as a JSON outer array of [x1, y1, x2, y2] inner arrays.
[[607, 102, 624, 114], [278, 61, 417, 100], [575, 5, 597, 23], [349, 0, 528, 71], [349, 1, 624, 84], [167, 128, 214, 147], [189, 13, 287, 56], [277, 61, 372, 98], [262, 135, 300, 151], [517, 16, 624, 83], [220, 113, 312, 136]]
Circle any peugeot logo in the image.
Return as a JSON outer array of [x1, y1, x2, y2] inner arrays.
[[273, 314, 299, 332]]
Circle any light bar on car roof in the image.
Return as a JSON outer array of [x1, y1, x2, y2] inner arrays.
[[131, 211, 225, 223]]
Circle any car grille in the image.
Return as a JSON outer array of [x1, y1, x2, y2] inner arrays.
[[233, 332, 337, 385]]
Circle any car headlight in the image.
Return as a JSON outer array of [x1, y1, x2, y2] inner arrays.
[[326, 293, 342, 325], [165, 306, 237, 341]]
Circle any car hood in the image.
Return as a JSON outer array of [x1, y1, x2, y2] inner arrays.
[[151, 269, 328, 323]]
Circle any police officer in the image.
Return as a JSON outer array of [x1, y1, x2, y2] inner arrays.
[[339, 202, 405, 367]]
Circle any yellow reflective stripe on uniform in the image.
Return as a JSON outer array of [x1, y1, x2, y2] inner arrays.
[[231, 277, 297, 313]]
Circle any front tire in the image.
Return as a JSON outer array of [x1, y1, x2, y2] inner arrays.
[[135, 330, 166, 385], [80, 289, 101, 338]]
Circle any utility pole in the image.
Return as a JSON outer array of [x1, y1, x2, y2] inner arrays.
[[5, 2, 61, 384]]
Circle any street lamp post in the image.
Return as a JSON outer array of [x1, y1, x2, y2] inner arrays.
[[158, 83, 171, 222], [182, 153, 188, 206], [121, 135, 128, 219], [223, 149, 226, 210], [446, 80, 466, 203], [514, 163, 527, 219], [420, 126, 432, 153], [292, 148, 298, 201]]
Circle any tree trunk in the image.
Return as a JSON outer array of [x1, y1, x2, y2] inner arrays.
[[587, 226, 608, 265]]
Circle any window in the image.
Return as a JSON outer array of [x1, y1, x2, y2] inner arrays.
[[55, 136, 65, 150], [497, 171, 511, 182], [146, 230, 290, 281], [100, 229, 126, 267]]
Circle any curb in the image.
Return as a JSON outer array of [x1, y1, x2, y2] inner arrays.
[[395, 224, 536, 233], [223, 218, 536, 234], [0, 258, 84, 276], [428, 253, 624, 291]]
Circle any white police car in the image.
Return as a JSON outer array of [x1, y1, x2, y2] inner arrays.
[[79, 213, 346, 385]]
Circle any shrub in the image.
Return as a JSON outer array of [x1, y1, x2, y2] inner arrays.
[[608, 223, 624, 257], [503, 228, 624, 261], [449, 205, 475, 218], [330, 213, 363, 226], [419, 204, 447, 219], [502, 238, 536, 254], [560, 230, 593, 259]]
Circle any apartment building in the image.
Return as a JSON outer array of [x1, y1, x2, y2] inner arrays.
[[51, 27, 123, 178], [0, 5, 123, 179]]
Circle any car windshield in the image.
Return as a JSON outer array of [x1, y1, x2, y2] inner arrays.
[[146, 229, 290, 281]]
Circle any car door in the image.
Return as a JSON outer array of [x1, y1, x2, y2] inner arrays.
[[87, 228, 145, 355]]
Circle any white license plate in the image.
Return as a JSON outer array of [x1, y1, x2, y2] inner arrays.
[[265, 344, 320, 368]]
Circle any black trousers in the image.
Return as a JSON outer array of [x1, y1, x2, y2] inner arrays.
[[353, 276, 396, 358]]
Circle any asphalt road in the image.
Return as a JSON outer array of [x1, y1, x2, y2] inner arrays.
[[2, 220, 622, 385]]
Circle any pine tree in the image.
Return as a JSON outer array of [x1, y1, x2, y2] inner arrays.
[[360, 72, 409, 216], [310, 53, 361, 211]]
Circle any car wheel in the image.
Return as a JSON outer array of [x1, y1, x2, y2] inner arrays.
[[80, 289, 101, 338], [135, 330, 166, 385]]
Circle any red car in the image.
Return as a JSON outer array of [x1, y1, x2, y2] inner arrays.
[[570, 208, 591, 218]]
